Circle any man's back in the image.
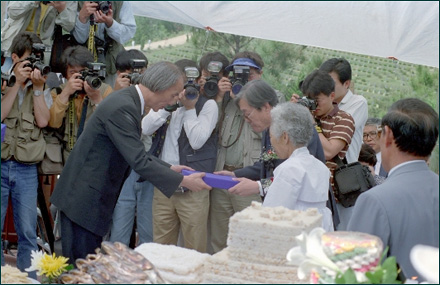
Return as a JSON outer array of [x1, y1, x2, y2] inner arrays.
[[347, 161, 439, 279]]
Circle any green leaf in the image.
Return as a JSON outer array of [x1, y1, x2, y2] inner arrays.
[[366, 269, 384, 283], [382, 257, 400, 283]]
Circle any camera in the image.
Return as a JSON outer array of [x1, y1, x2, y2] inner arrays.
[[77, 62, 106, 90], [230, 65, 250, 94], [297, 96, 317, 111], [1, 73, 16, 87], [204, 61, 223, 98], [94, 1, 111, 14], [23, 43, 51, 76], [184, 67, 200, 100], [122, 59, 147, 85]]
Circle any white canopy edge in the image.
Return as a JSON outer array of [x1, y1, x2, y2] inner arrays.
[[130, 1, 439, 68]]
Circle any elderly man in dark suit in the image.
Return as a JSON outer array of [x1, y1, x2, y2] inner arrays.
[[50, 61, 211, 263], [347, 98, 439, 281]]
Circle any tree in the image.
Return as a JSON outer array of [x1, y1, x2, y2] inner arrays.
[[190, 28, 254, 59]]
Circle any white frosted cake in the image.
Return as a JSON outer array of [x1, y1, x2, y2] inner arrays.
[[135, 243, 209, 284], [204, 202, 322, 283]]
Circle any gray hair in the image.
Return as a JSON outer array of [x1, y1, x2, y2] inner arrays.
[[234, 79, 278, 110], [365, 117, 382, 127], [270, 102, 314, 148], [139, 61, 183, 92]]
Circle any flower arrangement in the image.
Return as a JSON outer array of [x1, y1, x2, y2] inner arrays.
[[25, 250, 73, 283], [286, 228, 402, 284]]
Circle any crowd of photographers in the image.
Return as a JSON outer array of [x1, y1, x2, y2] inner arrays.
[[1, 1, 438, 281]]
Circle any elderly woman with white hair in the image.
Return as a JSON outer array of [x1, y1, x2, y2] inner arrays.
[[263, 102, 333, 231]]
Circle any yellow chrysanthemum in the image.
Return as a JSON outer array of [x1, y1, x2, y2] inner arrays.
[[39, 253, 70, 279]]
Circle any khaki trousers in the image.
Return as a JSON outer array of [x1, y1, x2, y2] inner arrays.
[[153, 187, 209, 253], [209, 188, 261, 253]]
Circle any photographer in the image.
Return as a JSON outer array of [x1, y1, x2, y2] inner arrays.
[[300, 70, 355, 230], [72, 1, 136, 86], [142, 58, 218, 253], [1, 32, 52, 277], [1, 1, 77, 72], [114, 49, 148, 91], [48, 45, 112, 163]]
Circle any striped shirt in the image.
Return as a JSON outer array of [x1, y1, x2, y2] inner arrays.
[[317, 103, 355, 187]]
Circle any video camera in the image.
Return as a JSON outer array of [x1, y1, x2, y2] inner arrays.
[[230, 65, 250, 94], [204, 61, 223, 98], [77, 62, 106, 90], [297, 96, 317, 111], [184, 67, 200, 100], [23, 43, 51, 76], [122, 59, 147, 85]]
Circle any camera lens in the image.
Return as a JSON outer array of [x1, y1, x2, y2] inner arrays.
[[2, 73, 16, 87], [204, 81, 218, 98], [185, 86, 199, 100], [98, 1, 110, 14], [232, 82, 244, 95], [35, 63, 51, 76], [86, 76, 102, 89]]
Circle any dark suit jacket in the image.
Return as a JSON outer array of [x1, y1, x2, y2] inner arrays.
[[348, 161, 439, 280], [50, 86, 183, 236]]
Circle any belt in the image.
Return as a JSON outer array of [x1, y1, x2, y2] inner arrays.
[[174, 186, 190, 194], [223, 164, 242, 172]]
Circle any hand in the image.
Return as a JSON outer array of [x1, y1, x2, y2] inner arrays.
[[179, 89, 197, 110], [228, 178, 260, 196], [78, 1, 98, 23], [84, 81, 102, 104], [14, 61, 32, 84], [216, 77, 232, 102], [64, 73, 84, 95], [213, 170, 236, 177], [49, 1, 66, 13], [30, 68, 46, 89], [290, 93, 300, 103], [170, 164, 195, 173], [1, 80, 7, 92], [114, 73, 131, 91], [180, 172, 212, 192], [93, 8, 114, 27]]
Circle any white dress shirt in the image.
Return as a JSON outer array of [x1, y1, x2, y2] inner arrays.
[[375, 151, 382, 175], [339, 90, 368, 163], [263, 147, 334, 231], [142, 99, 218, 165]]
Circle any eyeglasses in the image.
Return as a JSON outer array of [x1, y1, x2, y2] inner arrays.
[[243, 109, 256, 120], [363, 131, 379, 140]]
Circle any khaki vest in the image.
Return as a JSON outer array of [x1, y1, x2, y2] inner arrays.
[[1, 89, 46, 164]]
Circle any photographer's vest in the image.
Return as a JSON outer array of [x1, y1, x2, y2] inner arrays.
[[178, 97, 218, 173], [1, 89, 46, 164], [78, 1, 125, 76]]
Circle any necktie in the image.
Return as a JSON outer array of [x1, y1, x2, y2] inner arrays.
[[76, 97, 89, 139]]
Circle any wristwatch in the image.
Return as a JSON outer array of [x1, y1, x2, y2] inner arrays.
[[33, 90, 43, 97]]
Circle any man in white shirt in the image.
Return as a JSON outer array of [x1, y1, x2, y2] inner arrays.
[[319, 58, 368, 164], [142, 56, 220, 253]]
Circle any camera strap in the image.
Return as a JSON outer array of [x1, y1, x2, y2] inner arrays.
[[88, 24, 98, 62], [67, 99, 75, 151]]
